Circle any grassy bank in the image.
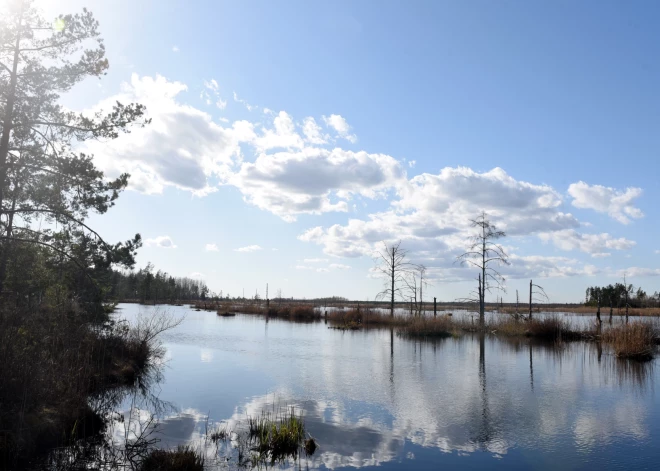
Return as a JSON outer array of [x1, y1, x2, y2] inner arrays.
[[0, 302, 169, 469]]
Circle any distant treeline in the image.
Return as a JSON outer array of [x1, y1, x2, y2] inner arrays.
[[585, 283, 659, 308], [110, 263, 210, 302]]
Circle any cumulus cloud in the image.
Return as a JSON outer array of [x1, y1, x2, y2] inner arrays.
[[84, 74, 252, 195], [568, 181, 643, 224], [145, 235, 177, 249], [234, 245, 262, 253], [230, 148, 405, 221], [302, 117, 327, 144], [298, 167, 638, 281], [205, 243, 219, 252], [539, 230, 636, 257], [323, 114, 357, 143]]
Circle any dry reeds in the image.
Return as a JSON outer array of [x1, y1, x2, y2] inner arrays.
[[602, 323, 656, 361], [139, 445, 204, 471], [399, 316, 455, 339]]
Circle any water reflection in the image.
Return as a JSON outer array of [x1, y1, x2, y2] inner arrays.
[[96, 305, 660, 470]]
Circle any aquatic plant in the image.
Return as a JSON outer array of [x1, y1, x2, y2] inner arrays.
[[139, 445, 204, 471], [399, 316, 455, 338], [602, 322, 656, 361]]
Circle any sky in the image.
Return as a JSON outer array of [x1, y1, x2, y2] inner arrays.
[[27, 0, 660, 302]]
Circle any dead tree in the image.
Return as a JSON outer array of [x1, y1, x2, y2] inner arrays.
[[456, 212, 509, 326], [374, 241, 412, 317], [528, 279, 549, 320]]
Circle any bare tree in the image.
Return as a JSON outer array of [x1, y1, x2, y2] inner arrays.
[[374, 241, 412, 317], [528, 279, 549, 320], [403, 270, 420, 316], [456, 212, 510, 326]]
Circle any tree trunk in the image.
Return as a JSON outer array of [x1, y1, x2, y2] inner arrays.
[[0, 8, 24, 295], [390, 249, 395, 317], [434, 297, 436, 317], [529, 279, 533, 320]]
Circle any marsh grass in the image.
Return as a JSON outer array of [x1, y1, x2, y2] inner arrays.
[[487, 316, 584, 340], [139, 445, 204, 471], [399, 316, 456, 339], [244, 407, 312, 465], [0, 303, 177, 468], [328, 308, 408, 329], [602, 322, 656, 361]]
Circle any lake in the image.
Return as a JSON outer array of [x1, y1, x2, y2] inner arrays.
[[112, 303, 659, 470]]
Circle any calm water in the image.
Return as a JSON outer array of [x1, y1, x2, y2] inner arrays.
[[113, 303, 659, 470]]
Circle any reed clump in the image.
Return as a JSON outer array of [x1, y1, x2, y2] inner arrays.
[[139, 445, 205, 471], [328, 308, 408, 329], [247, 408, 310, 463], [399, 316, 455, 339], [602, 323, 656, 361], [488, 316, 583, 340]]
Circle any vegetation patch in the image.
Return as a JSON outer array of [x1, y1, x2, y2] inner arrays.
[[139, 445, 205, 471], [602, 323, 656, 361], [399, 316, 455, 339]]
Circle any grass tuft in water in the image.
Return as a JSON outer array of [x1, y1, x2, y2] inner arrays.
[[139, 445, 204, 471], [247, 407, 309, 463], [602, 322, 656, 361]]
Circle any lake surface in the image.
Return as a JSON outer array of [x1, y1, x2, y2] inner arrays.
[[113, 303, 660, 470]]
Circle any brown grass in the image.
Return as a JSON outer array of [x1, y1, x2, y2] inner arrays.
[[488, 316, 584, 340], [399, 316, 456, 339], [602, 323, 657, 361], [499, 305, 660, 317], [0, 303, 170, 468], [139, 445, 204, 471], [327, 308, 409, 329]]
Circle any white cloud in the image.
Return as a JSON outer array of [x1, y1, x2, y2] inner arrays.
[[615, 267, 660, 277], [234, 245, 262, 253], [205, 243, 219, 252], [408, 160, 416, 168], [230, 147, 405, 221], [233, 91, 256, 111], [172, 46, 179, 52], [255, 111, 304, 150], [303, 258, 329, 263], [323, 114, 357, 143], [302, 117, 327, 144], [539, 230, 635, 256], [568, 181, 643, 224], [330, 263, 351, 270], [316, 268, 329, 273], [145, 235, 177, 249], [83, 74, 252, 195]]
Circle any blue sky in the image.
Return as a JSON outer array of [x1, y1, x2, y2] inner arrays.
[[35, 0, 660, 302]]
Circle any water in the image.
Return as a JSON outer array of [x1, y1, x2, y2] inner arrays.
[[113, 303, 660, 470]]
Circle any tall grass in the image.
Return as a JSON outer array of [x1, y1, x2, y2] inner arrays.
[[139, 445, 204, 471], [602, 323, 656, 361], [489, 316, 583, 340], [0, 303, 174, 468], [328, 308, 408, 329], [399, 316, 455, 339]]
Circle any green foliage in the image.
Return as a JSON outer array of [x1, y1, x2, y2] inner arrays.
[[110, 263, 210, 302], [0, 0, 148, 307]]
